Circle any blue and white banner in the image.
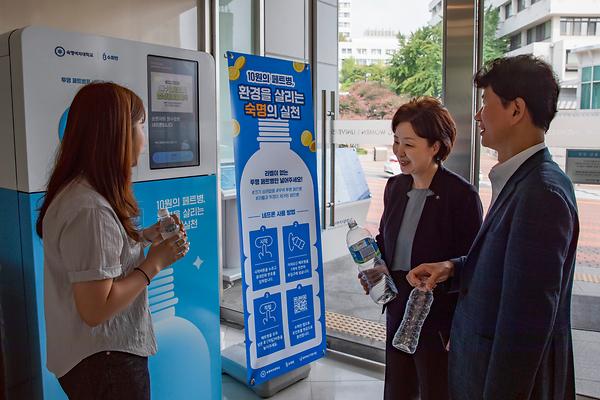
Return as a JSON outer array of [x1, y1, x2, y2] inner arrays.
[[227, 52, 326, 386]]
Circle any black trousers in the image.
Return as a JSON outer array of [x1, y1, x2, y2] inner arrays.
[[384, 330, 450, 400], [58, 351, 150, 400], [384, 270, 452, 400]]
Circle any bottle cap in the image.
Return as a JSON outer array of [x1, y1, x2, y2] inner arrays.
[[347, 218, 357, 229], [158, 207, 170, 218]]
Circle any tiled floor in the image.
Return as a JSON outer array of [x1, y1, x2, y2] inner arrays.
[[220, 324, 385, 400], [221, 324, 600, 399], [574, 330, 600, 397]]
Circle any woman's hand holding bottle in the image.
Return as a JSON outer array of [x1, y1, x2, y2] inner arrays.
[[145, 233, 189, 272], [142, 209, 190, 276], [357, 263, 389, 295]]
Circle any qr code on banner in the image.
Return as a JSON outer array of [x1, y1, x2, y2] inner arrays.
[[293, 294, 308, 314]]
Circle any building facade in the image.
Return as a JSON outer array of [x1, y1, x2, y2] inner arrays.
[[490, 0, 600, 109], [429, 0, 443, 26], [338, 28, 398, 66], [339, 0, 352, 39]]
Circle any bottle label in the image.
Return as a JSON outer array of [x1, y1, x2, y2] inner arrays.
[[161, 222, 179, 239], [348, 238, 381, 264]]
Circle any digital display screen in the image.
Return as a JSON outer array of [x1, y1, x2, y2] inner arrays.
[[147, 55, 200, 169]]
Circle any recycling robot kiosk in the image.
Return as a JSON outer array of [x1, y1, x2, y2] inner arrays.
[[0, 27, 220, 399]]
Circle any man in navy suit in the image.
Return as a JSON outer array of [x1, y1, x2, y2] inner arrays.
[[407, 55, 579, 399]]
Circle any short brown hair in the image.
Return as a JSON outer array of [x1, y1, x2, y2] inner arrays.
[[391, 96, 456, 162]]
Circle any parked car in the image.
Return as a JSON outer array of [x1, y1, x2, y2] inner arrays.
[[383, 154, 401, 176]]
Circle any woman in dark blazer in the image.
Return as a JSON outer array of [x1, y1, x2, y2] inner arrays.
[[368, 97, 483, 399]]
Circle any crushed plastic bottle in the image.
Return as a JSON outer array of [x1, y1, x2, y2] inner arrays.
[[392, 284, 434, 354]]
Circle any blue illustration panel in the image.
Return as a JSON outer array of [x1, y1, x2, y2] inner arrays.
[[282, 222, 311, 283], [249, 226, 280, 290], [286, 285, 315, 346], [254, 292, 285, 357]]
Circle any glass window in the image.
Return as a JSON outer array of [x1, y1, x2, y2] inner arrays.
[[594, 65, 600, 81], [504, 3, 512, 19], [593, 82, 600, 109], [560, 18, 573, 36], [527, 21, 551, 44], [581, 83, 592, 109], [583, 66, 593, 82], [573, 18, 582, 36], [527, 28, 534, 44], [510, 33, 521, 50], [560, 17, 600, 37], [536, 24, 545, 40], [218, 0, 256, 164], [565, 49, 577, 71], [580, 67, 594, 109], [588, 20, 597, 36], [543, 20, 551, 39], [336, 0, 444, 351], [517, 0, 525, 12]]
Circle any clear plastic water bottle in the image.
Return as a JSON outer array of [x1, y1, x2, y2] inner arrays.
[[346, 218, 397, 305], [392, 284, 434, 354], [158, 207, 179, 239]]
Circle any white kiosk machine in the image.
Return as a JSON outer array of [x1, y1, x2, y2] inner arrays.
[[0, 27, 220, 399]]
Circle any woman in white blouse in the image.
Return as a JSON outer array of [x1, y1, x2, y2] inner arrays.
[[36, 82, 188, 399]]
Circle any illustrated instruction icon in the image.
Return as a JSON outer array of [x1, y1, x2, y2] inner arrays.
[[259, 301, 277, 325], [288, 233, 305, 252], [254, 236, 274, 260]]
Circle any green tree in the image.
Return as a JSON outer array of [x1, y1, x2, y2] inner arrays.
[[483, 5, 508, 63], [387, 24, 443, 98], [339, 58, 389, 91], [387, 7, 507, 98]]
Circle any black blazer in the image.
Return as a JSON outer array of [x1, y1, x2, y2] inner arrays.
[[376, 165, 483, 333], [449, 149, 579, 400]]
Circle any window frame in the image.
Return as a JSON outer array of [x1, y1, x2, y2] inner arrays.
[[504, 2, 512, 19], [580, 66, 600, 110], [510, 33, 522, 50]]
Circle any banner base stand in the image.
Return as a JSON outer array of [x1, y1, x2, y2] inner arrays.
[[221, 342, 311, 398]]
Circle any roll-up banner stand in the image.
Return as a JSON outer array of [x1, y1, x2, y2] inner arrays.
[[226, 52, 326, 386]]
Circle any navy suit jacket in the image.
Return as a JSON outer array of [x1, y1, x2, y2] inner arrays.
[[449, 149, 579, 400]]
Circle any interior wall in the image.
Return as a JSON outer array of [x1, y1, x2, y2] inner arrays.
[[0, 0, 197, 48]]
